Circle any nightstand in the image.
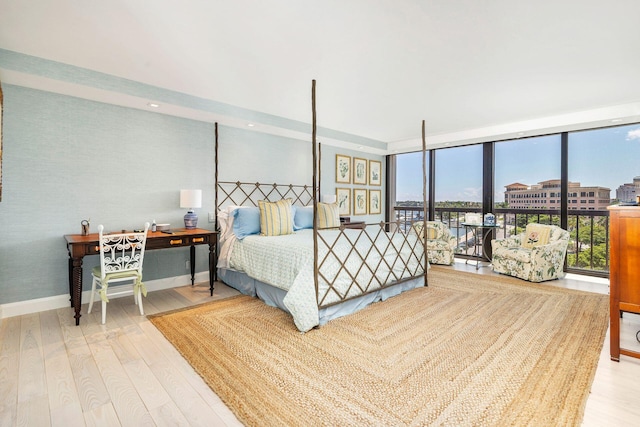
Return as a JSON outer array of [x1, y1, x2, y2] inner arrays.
[[340, 217, 366, 229], [343, 221, 366, 229]]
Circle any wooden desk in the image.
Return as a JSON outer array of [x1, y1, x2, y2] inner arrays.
[[65, 228, 217, 325]]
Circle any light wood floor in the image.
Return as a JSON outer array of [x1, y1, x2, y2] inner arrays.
[[1, 264, 639, 426]]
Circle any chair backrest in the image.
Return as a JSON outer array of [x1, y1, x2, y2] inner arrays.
[[97, 223, 150, 279], [412, 221, 450, 240], [520, 223, 569, 248], [548, 224, 570, 242]]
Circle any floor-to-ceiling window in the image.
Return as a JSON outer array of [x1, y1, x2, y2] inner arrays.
[[395, 151, 428, 230], [396, 151, 426, 203], [567, 123, 640, 272], [434, 145, 483, 256], [392, 122, 640, 277], [494, 135, 561, 236], [434, 144, 483, 208]]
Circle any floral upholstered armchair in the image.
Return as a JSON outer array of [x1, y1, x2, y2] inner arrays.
[[491, 223, 570, 282], [412, 221, 457, 265]]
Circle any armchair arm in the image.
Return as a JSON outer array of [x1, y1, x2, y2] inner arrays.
[[530, 239, 568, 257], [529, 239, 569, 281], [448, 234, 457, 249]]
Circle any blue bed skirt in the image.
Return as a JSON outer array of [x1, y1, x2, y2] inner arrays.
[[217, 267, 426, 327]]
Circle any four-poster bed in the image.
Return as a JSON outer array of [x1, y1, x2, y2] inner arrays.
[[213, 81, 428, 331]]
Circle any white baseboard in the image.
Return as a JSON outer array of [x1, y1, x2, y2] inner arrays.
[[0, 272, 210, 319]]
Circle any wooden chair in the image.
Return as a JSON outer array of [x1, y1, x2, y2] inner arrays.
[[88, 223, 149, 324]]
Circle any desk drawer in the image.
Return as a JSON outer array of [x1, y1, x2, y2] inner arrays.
[[146, 234, 211, 250], [189, 235, 210, 245], [86, 244, 101, 255]]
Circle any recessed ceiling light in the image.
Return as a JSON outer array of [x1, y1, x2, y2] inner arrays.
[[358, 146, 364, 149], [611, 119, 623, 123], [247, 123, 255, 127], [147, 102, 160, 108]]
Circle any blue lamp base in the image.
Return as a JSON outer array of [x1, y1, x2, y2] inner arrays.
[[184, 210, 198, 229]]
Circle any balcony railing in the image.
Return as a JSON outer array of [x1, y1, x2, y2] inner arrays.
[[394, 206, 610, 278]]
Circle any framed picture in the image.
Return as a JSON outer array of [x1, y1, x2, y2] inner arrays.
[[369, 160, 382, 186], [369, 189, 381, 215], [336, 154, 351, 184], [353, 157, 368, 185], [336, 188, 351, 216], [353, 189, 368, 215]]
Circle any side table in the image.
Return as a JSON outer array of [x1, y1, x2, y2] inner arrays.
[[340, 216, 366, 229], [460, 222, 500, 270]]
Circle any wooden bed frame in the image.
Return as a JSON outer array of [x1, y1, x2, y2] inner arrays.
[[213, 80, 428, 316]]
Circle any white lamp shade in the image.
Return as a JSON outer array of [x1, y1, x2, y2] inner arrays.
[[321, 194, 337, 204], [180, 189, 202, 209]]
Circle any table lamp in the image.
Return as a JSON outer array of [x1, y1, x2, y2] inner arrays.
[[180, 189, 202, 229]]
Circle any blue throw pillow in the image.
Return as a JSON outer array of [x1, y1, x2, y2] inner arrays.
[[293, 205, 314, 230], [233, 207, 261, 240]]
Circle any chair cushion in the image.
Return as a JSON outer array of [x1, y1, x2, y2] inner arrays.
[[521, 224, 551, 249], [92, 266, 140, 280], [494, 247, 533, 263]]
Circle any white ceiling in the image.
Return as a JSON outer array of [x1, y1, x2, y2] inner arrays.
[[1, 0, 640, 152]]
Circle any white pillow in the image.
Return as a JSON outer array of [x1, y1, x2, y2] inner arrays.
[[217, 205, 241, 242]]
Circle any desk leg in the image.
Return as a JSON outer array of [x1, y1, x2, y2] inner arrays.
[[189, 245, 196, 286], [209, 242, 216, 296], [68, 257, 74, 307], [71, 257, 83, 326]]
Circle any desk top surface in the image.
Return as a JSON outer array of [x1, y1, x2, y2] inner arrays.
[[65, 227, 216, 244]]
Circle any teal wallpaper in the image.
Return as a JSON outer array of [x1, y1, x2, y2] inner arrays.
[[0, 49, 386, 151], [0, 85, 214, 304], [0, 85, 385, 306]]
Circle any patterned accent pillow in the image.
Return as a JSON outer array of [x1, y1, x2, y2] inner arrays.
[[257, 199, 294, 237], [411, 222, 437, 240], [521, 223, 551, 249], [425, 225, 437, 240], [317, 203, 340, 228]]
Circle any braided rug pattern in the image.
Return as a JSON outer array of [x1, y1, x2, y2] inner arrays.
[[149, 268, 608, 426]]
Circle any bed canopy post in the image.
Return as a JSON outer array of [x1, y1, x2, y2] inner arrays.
[[311, 80, 320, 304], [214, 122, 219, 233], [422, 120, 429, 287]]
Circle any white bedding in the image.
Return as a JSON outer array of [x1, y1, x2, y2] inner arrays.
[[227, 228, 426, 331]]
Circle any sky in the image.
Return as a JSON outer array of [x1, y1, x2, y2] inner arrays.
[[396, 123, 640, 202]]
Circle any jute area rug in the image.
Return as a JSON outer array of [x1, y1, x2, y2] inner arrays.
[[149, 268, 608, 426]]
